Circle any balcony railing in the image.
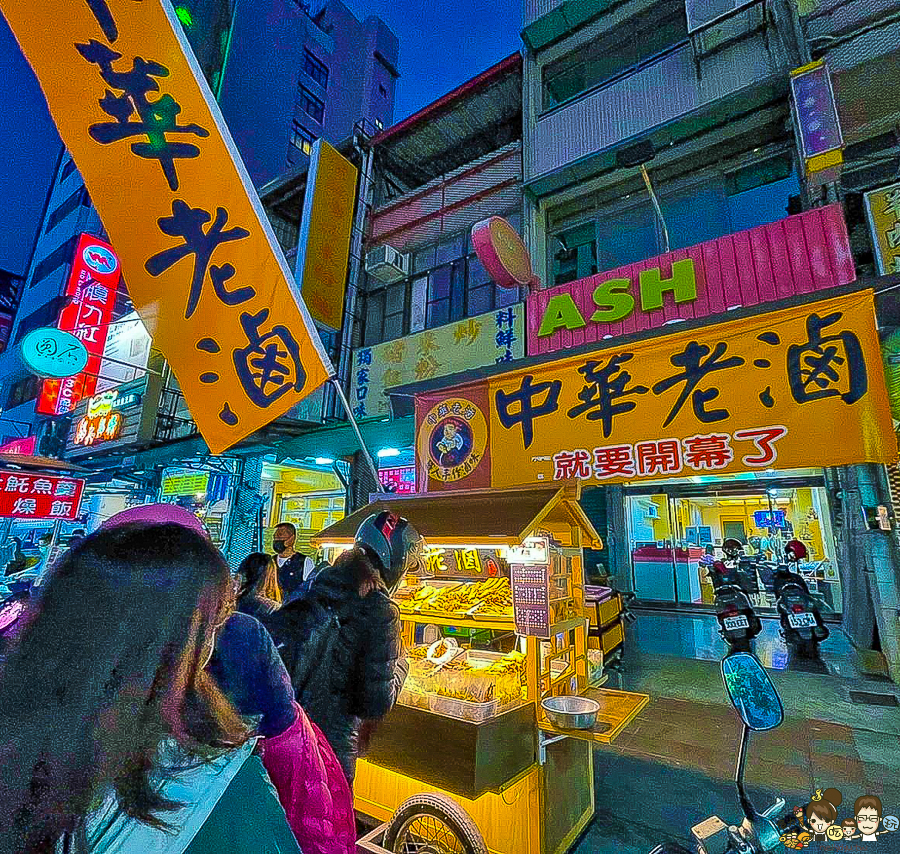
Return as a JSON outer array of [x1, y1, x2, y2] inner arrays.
[[153, 387, 200, 443], [526, 37, 777, 183]]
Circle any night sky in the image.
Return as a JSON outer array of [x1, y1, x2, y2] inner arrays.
[[0, 2, 520, 277]]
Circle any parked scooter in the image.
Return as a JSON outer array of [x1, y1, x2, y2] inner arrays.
[[709, 558, 761, 653], [648, 651, 800, 853], [773, 540, 829, 658]]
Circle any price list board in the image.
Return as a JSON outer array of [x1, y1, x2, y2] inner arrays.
[[511, 563, 550, 638]]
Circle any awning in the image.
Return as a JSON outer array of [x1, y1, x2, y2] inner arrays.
[[0, 453, 87, 474], [272, 416, 415, 463], [312, 483, 603, 548]]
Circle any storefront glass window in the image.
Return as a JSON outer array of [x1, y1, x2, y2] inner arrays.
[[625, 473, 841, 615]]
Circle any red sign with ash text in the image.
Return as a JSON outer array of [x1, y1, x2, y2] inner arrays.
[[0, 436, 37, 456], [528, 205, 856, 357], [37, 234, 119, 416], [0, 472, 85, 520]]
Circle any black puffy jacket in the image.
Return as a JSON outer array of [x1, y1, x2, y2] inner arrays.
[[264, 546, 408, 782]]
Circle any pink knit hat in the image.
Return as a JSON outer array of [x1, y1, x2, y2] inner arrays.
[[101, 503, 210, 540]]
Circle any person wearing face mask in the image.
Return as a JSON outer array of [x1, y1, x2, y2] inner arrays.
[[272, 523, 314, 601]]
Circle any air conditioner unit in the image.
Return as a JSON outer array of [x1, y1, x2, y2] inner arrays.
[[685, 0, 756, 33], [365, 244, 409, 283]]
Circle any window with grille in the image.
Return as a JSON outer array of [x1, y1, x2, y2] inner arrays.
[[303, 50, 329, 88], [288, 122, 316, 163], [297, 86, 325, 123]]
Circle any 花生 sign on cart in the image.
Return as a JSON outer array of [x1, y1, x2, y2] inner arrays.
[[0, 473, 85, 521], [1, 0, 332, 454]]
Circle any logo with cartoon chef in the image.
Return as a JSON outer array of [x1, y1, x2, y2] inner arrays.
[[418, 397, 487, 484], [781, 788, 898, 847]]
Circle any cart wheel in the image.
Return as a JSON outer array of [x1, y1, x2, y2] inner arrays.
[[383, 792, 489, 854]]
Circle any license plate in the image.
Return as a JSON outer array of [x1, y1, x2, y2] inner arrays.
[[788, 612, 816, 629], [723, 615, 749, 631]]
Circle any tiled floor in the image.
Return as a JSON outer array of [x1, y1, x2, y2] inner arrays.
[[570, 611, 900, 853]]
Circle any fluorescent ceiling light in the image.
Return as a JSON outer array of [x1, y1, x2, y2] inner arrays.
[[315, 457, 335, 465], [377, 448, 400, 458]]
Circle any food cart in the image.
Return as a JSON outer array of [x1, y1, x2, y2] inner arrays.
[[312, 483, 649, 854]]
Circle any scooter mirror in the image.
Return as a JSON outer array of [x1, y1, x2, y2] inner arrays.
[[721, 652, 784, 731]]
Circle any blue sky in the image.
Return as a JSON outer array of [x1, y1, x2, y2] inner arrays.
[[0, 2, 521, 276]]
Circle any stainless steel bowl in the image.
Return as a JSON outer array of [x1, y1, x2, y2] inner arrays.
[[541, 695, 601, 730]]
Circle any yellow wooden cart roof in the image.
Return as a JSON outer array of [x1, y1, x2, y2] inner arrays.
[[312, 482, 603, 549]]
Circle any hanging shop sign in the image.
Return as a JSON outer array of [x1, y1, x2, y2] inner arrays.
[[295, 140, 358, 331], [72, 390, 125, 447], [1, 0, 332, 454], [471, 217, 539, 290], [161, 470, 210, 497], [352, 304, 525, 418], [425, 547, 505, 579], [417, 291, 895, 491], [0, 436, 37, 456], [0, 472, 85, 521], [21, 328, 90, 379], [379, 466, 416, 494], [35, 234, 119, 416], [790, 60, 843, 182], [864, 182, 900, 276], [529, 205, 855, 357]]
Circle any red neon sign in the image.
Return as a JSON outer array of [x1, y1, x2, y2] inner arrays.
[[0, 472, 84, 521], [37, 234, 119, 416]]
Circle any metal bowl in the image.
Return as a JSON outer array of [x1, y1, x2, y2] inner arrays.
[[541, 695, 601, 730]]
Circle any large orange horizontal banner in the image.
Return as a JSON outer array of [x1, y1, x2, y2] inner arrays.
[[2, 0, 332, 454], [417, 292, 896, 491]]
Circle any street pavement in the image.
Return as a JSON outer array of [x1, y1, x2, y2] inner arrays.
[[572, 612, 900, 853]]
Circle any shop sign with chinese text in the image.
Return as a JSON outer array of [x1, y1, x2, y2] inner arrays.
[[351, 304, 524, 417], [864, 182, 900, 275], [0, 473, 84, 521], [417, 291, 895, 491], [528, 205, 855, 357], [425, 546, 505, 579], [378, 466, 416, 494], [161, 470, 210, 497], [2, 0, 332, 453], [36, 234, 119, 416]]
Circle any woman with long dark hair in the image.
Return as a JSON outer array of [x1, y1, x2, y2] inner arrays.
[[0, 510, 302, 854], [235, 552, 282, 618]]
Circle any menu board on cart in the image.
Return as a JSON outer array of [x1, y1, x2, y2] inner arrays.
[[511, 562, 551, 638]]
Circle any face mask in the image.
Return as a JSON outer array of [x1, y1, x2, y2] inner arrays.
[[273, 540, 287, 554]]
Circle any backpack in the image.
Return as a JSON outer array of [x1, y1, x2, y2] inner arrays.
[[264, 586, 353, 719]]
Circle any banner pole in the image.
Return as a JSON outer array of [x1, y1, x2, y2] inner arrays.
[[329, 377, 384, 494]]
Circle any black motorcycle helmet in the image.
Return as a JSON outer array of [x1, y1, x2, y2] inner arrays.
[[355, 511, 425, 591], [722, 538, 744, 559]]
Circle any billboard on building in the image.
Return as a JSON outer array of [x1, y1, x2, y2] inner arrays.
[[3, 0, 332, 454], [351, 304, 525, 418], [528, 205, 856, 358], [0, 471, 84, 521], [36, 234, 119, 416], [417, 292, 896, 491]]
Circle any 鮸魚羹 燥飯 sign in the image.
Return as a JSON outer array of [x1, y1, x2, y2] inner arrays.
[[1, 0, 332, 453]]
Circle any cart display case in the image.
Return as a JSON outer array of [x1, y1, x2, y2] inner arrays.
[[314, 484, 649, 854]]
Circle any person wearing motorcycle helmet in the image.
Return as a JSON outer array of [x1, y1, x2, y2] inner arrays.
[[722, 538, 744, 560], [784, 539, 808, 562], [265, 511, 424, 783]]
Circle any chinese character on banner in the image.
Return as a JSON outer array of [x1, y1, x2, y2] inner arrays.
[[495, 375, 562, 449], [683, 433, 734, 471], [593, 445, 636, 479], [0, 0, 334, 455], [636, 439, 682, 477], [568, 354, 648, 437], [553, 449, 592, 480]]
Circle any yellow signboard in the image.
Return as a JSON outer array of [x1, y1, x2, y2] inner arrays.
[[488, 292, 895, 488], [2, 0, 332, 454], [351, 304, 524, 417], [161, 470, 209, 496], [865, 182, 900, 275], [297, 140, 358, 331]]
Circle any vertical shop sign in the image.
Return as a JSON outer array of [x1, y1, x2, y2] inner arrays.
[[511, 563, 551, 638], [36, 234, 119, 416], [294, 140, 358, 331], [864, 182, 900, 275], [790, 60, 843, 180], [0, 472, 85, 520], [1, 0, 332, 454]]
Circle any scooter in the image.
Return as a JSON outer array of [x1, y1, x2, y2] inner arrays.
[[648, 651, 801, 853], [773, 540, 828, 658], [709, 561, 761, 653]]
